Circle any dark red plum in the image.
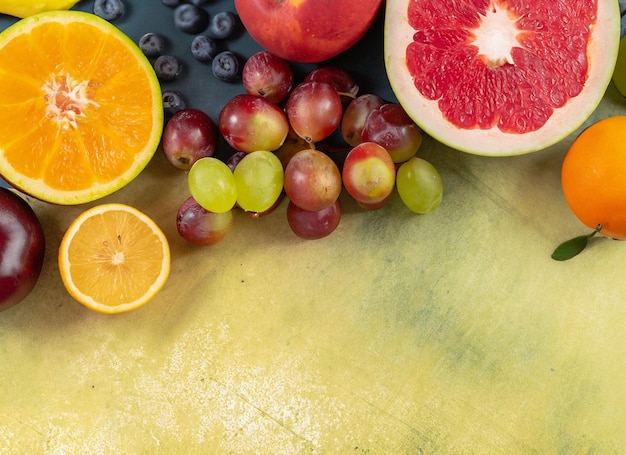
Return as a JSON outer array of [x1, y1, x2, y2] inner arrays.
[[0, 188, 45, 311]]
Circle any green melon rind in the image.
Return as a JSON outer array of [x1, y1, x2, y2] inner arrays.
[[384, 0, 620, 157]]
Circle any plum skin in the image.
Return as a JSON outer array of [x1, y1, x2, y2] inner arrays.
[[0, 188, 45, 311]]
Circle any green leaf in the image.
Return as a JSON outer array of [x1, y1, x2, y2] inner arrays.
[[551, 225, 602, 261]]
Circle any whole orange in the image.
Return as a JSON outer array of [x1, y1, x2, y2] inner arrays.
[[561, 116, 626, 239]]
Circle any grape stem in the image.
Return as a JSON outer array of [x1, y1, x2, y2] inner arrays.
[[337, 91, 357, 99]]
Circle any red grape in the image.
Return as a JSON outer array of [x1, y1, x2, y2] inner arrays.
[[162, 109, 218, 170], [304, 66, 359, 102], [284, 148, 342, 211], [242, 51, 294, 104], [342, 142, 396, 206], [226, 150, 247, 172], [356, 192, 393, 210], [341, 94, 385, 146], [177, 196, 234, 246], [285, 81, 343, 145], [219, 94, 289, 153], [362, 103, 423, 163], [273, 131, 309, 170], [286, 199, 341, 240]]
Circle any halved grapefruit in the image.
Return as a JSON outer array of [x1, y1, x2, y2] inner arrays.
[[384, 0, 620, 156]]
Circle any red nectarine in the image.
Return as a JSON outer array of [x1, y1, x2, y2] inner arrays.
[[234, 0, 383, 63]]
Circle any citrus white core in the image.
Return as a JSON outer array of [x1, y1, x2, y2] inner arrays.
[[111, 251, 125, 266], [42, 73, 99, 130], [472, 1, 520, 68]]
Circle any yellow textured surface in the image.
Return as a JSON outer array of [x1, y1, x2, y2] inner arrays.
[[2, 85, 626, 454]]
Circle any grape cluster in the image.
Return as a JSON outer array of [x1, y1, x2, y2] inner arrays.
[[163, 51, 444, 245]]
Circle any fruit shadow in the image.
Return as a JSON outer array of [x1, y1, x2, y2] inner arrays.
[[1, 200, 101, 333]]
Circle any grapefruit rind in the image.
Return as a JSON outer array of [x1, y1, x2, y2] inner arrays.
[[0, 11, 163, 204], [384, 0, 620, 156]]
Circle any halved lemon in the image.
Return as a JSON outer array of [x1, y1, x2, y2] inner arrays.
[[0, 0, 79, 18], [0, 11, 163, 204], [58, 203, 170, 314]]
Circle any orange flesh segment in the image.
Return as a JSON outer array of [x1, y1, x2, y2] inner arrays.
[[0, 15, 158, 193], [65, 209, 167, 307]]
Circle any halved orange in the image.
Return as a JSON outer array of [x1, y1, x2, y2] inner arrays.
[[0, 11, 163, 204], [58, 203, 170, 314]]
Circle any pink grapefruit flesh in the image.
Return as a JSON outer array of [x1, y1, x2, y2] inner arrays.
[[384, 0, 620, 156]]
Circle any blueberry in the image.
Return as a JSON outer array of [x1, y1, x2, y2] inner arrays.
[[190, 35, 217, 62], [209, 11, 237, 40], [93, 0, 125, 22], [138, 33, 166, 59], [212, 51, 239, 82], [189, 0, 210, 5], [154, 55, 182, 82], [173, 4, 209, 34], [162, 91, 187, 118]]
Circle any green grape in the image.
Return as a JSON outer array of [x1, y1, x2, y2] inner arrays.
[[233, 150, 284, 213], [188, 157, 237, 213], [396, 157, 443, 213]]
